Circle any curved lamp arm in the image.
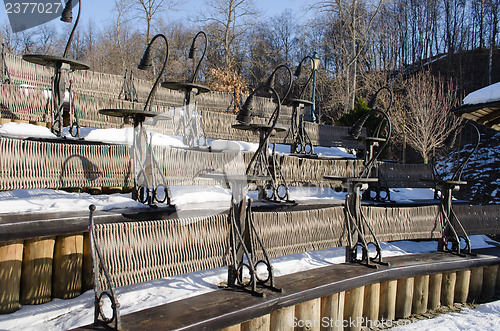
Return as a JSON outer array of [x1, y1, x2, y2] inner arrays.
[[359, 109, 392, 178], [244, 84, 281, 175], [62, 0, 81, 58], [138, 34, 169, 112], [265, 64, 293, 103], [189, 31, 207, 84], [294, 56, 314, 99], [452, 121, 480, 182]]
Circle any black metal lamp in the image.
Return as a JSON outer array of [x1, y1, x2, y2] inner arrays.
[[61, 0, 81, 58], [138, 34, 169, 112], [264, 64, 293, 102], [188, 31, 207, 84], [294, 56, 314, 99], [60, 0, 73, 22]]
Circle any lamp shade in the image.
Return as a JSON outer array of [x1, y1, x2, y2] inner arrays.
[[236, 94, 254, 124], [60, 0, 73, 23], [294, 65, 302, 77], [138, 45, 153, 70]]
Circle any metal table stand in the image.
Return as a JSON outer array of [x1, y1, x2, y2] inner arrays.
[[325, 176, 386, 267], [199, 172, 281, 296], [432, 122, 481, 256], [284, 98, 314, 155], [162, 81, 210, 148], [88, 205, 121, 330], [22, 54, 89, 137], [99, 109, 172, 206], [232, 123, 290, 202]]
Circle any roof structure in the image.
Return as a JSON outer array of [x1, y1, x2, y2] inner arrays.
[[454, 82, 500, 131]]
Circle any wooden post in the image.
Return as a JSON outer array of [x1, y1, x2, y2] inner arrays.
[[220, 325, 241, 331], [52, 234, 84, 299], [482, 265, 498, 299], [321, 293, 342, 331], [412, 275, 429, 315], [270, 306, 294, 331], [454, 269, 471, 303], [344, 286, 364, 331], [82, 232, 93, 291], [395, 277, 414, 319], [441, 271, 456, 306], [0, 241, 23, 313], [336, 291, 345, 331], [295, 298, 321, 331], [428, 273, 442, 310], [379, 280, 397, 321], [363, 283, 380, 327], [21, 237, 55, 305], [241, 314, 270, 331], [468, 267, 484, 302]]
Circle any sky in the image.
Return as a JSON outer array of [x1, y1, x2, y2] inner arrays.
[[0, 0, 311, 34]]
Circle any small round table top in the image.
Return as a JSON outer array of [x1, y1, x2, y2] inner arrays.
[[99, 108, 171, 120], [199, 172, 271, 183], [161, 81, 211, 94], [22, 54, 90, 70], [282, 98, 314, 107], [232, 123, 287, 133], [324, 175, 379, 183]]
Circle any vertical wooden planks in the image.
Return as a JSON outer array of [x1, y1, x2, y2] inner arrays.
[[454, 269, 471, 303], [0, 241, 23, 313], [441, 271, 456, 306], [270, 306, 294, 331], [412, 275, 429, 314], [52, 234, 84, 299], [395, 278, 414, 319], [344, 286, 364, 331], [428, 273, 442, 310], [379, 280, 397, 321], [21, 237, 55, 305]]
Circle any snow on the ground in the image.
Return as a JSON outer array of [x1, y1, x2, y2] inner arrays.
[[0, 122, 56, 139], [463, 82, 500, 105], [0, 186, 440, 216], [0, 122, 356, 158], [0, 235, 496, 331], [394, 299, 500, 331], [0, 189, 144, 214]]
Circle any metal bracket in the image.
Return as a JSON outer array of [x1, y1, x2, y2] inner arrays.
[[223, 199, 281, 296], [180, 96, 207, 147], [50, 63, 81, 138], [437, 182, 473, 256], [288, 104, 314, 155], [131, 117, 171, 206], [118, 69, 138, 102], [88, 205, 121, 330], [437, 122, 480, 256], [344, 182, 388, 268], [1, 43, 11, 85]]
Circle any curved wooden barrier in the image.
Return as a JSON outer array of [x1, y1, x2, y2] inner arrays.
[[72, 247, 500, 331]]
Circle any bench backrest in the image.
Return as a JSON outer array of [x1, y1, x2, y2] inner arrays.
[[377, 162, 435, 188]]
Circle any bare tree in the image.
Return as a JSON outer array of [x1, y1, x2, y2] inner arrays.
[[198, 0, 258, 69], [312, 0, 384, 110], [390, 71, 462, 164], [132, 0, 180, 43]]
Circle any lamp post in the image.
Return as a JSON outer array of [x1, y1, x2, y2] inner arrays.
[[311, 51, 320, 123]]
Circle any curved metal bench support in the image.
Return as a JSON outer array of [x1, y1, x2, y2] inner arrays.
[[88, 205, 121, 330]]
